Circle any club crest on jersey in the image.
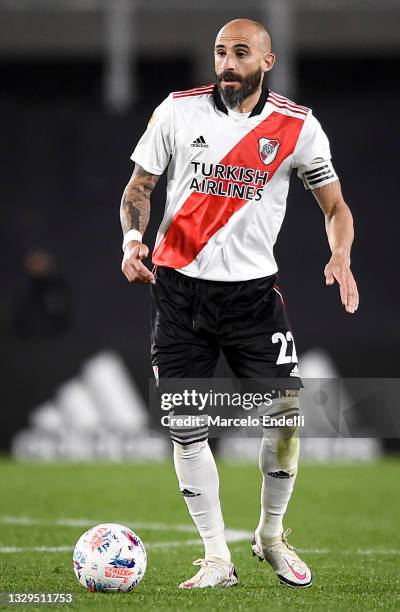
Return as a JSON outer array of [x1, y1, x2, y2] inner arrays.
[[258, 138, 280, 165]]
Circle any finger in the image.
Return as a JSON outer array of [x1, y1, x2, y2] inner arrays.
[[354, 286, 359, 311], [344, 272, 358, 310], [122, 260, 143, 283], [123, 250, 154, 283], [351, 276, 359, 311], [122, 263, 136, 283], [133, 260, 155, 283], [324, 268, 335, 286], [338, 275, 348, 307], [331, 268, 347, 305], [138, 244, 149, 259], [346, 278, 359, 313], [124, 243, 149, 262], [125, 247, 149, 267], [345, 292, 356, 313], [346, 285, 357, 312], [122, 259, 151, 284]]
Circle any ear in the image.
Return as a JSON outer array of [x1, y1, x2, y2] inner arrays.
[[263, 52, 276, 73]]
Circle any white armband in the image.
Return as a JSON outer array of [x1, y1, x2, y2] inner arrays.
[[122, 229, 142, 252]]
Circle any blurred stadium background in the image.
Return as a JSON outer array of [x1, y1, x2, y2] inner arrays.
[[1, 0, 400, 460]]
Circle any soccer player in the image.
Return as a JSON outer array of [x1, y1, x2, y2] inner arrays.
[[120, 19, 359, 589]]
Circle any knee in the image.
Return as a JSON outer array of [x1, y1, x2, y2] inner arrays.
[[259, 434, 299, 475], [168, 411, 209, 449], [258, 392, 300, 438], [257, 391, 300, 427], [258, 393, 300, 473], [173, 439, 209, 459]]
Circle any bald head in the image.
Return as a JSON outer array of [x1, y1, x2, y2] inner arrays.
[[216, 19, 273, 54], [214, 18, 275, 111]]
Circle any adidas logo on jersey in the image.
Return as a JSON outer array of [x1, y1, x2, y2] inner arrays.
[[191, 135, 208, 148], [290, 364, 300, 377]]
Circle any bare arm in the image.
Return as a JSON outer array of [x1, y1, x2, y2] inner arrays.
[[120, 163, 160, 236], [312, 180, 359, 313], [120, 164, 161, 284]]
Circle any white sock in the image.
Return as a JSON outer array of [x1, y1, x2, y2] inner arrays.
[[173, 440, 231, 564], [256, 432, 300, 540]]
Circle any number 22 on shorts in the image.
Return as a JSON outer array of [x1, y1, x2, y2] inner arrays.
[[272, 331, 298, 365]]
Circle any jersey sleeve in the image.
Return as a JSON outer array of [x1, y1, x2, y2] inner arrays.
[[130, 93, 174, 175], [292, 111, 338, 190]]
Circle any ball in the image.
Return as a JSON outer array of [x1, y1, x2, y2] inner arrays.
[[73, 523, 147, 592]]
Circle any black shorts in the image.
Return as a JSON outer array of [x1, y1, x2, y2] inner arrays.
[[150, 266, 301, 390]]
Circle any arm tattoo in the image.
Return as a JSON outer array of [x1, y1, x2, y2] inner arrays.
[[120, 165, 160, 236], [123, 200, 141, 231]]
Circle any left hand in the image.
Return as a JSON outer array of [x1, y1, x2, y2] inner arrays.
[[324, 251, 359, 314]]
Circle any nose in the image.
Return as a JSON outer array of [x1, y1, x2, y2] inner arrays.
[[221, 53, 236, 72]]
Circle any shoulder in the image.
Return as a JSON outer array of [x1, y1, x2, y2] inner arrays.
[[172, 84, 215, 101], [268, 90, 310, 120]]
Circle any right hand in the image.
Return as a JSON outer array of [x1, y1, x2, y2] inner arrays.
[[121, 241, 155, 284]]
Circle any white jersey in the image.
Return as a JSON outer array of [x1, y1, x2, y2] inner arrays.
[[131, 83, 338, 281]]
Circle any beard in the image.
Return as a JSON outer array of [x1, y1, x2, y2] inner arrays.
[[216, 67, 263, 109]]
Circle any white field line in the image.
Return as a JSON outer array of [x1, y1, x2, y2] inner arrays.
[[0, 517, 399, 556], [0, 546, 72, 553], [0, 542, 202, 554], [1, 544, 400, 555], [0, 516, 198, 532], [0, 517, 250, 542]]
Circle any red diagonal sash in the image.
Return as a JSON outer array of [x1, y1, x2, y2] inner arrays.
[[153, 111, 304, 269]]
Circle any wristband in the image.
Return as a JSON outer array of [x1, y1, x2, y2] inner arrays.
[[122, 230, 142, 252]]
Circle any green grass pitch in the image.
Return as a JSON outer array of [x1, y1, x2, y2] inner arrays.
[[0, 458, 399, 611]]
